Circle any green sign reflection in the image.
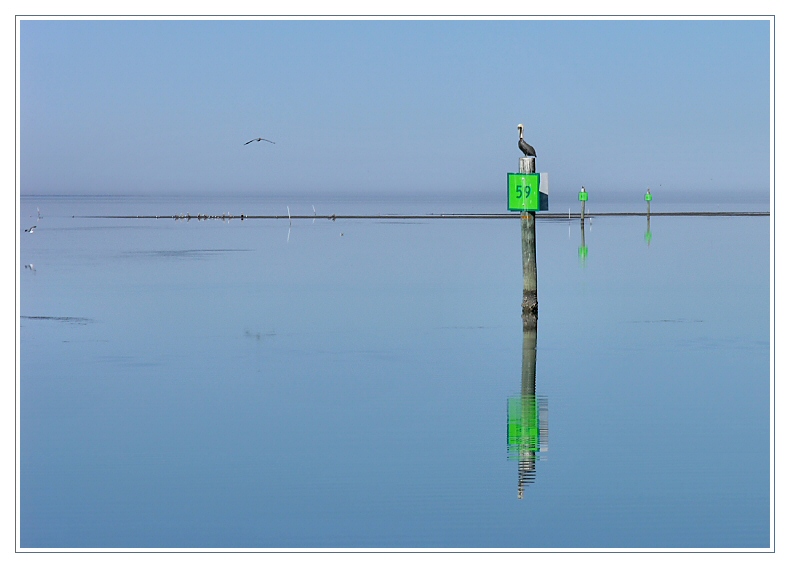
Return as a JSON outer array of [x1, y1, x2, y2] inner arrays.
[[508, 321, 548, 499]]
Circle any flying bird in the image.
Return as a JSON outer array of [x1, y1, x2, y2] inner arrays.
[[517, 124, 536, 157], [244, 137, 275, 145], [24, 226, 36, 233]]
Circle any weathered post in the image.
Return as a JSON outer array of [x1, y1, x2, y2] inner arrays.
[[520, 157, 538, 327]]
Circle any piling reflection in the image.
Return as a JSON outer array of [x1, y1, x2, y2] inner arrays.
[[507, 317, 548, 499]]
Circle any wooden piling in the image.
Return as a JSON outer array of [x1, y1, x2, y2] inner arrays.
[[520, 157, 538, 326]]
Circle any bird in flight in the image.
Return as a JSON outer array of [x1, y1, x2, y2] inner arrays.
[[244, 137, 275, 145], [517, 124, 537, 157], [25, 225, 36, 233]]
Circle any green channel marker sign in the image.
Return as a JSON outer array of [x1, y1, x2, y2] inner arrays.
[[508, 173, 540, 211]]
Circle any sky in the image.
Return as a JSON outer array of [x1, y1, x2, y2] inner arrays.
[[18, 18, 771, 198]]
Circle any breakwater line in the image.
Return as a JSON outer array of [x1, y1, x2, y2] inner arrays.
[[73, 211, 768, 221]]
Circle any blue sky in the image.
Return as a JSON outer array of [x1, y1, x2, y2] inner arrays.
[[19, 18, 770, 198]]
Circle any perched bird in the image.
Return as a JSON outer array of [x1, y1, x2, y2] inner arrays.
[[244, 137, 275, 145], [24, 225, 36, 233], [517, 124, 536, 157]]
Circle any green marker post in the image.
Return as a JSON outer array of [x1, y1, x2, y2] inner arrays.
[[515, 157, 538, 327], [579, 186, 588, 220], [507, 146, 548, 327]]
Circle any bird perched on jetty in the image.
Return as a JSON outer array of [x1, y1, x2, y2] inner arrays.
[[517, 124, 536, 157], [244, 137, 275, 145]]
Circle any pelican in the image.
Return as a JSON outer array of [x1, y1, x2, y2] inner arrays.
[[517, 124, 536, 157], [244, 137, 275, 145]]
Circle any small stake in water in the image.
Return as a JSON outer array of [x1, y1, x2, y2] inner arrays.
[[645, 188, 653, 245], [287, 206, 291, 226]]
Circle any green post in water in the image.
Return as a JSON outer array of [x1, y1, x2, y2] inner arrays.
[[579, 186, 588, 220]]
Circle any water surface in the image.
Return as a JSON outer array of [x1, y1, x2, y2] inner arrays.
[[19, 193, 770, 549]]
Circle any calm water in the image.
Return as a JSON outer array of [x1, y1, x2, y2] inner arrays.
[[19, 193, 771, 549]]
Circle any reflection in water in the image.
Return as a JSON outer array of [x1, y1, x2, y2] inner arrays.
[[578, 219, 588, 265], [507, 320, 548, 499]]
